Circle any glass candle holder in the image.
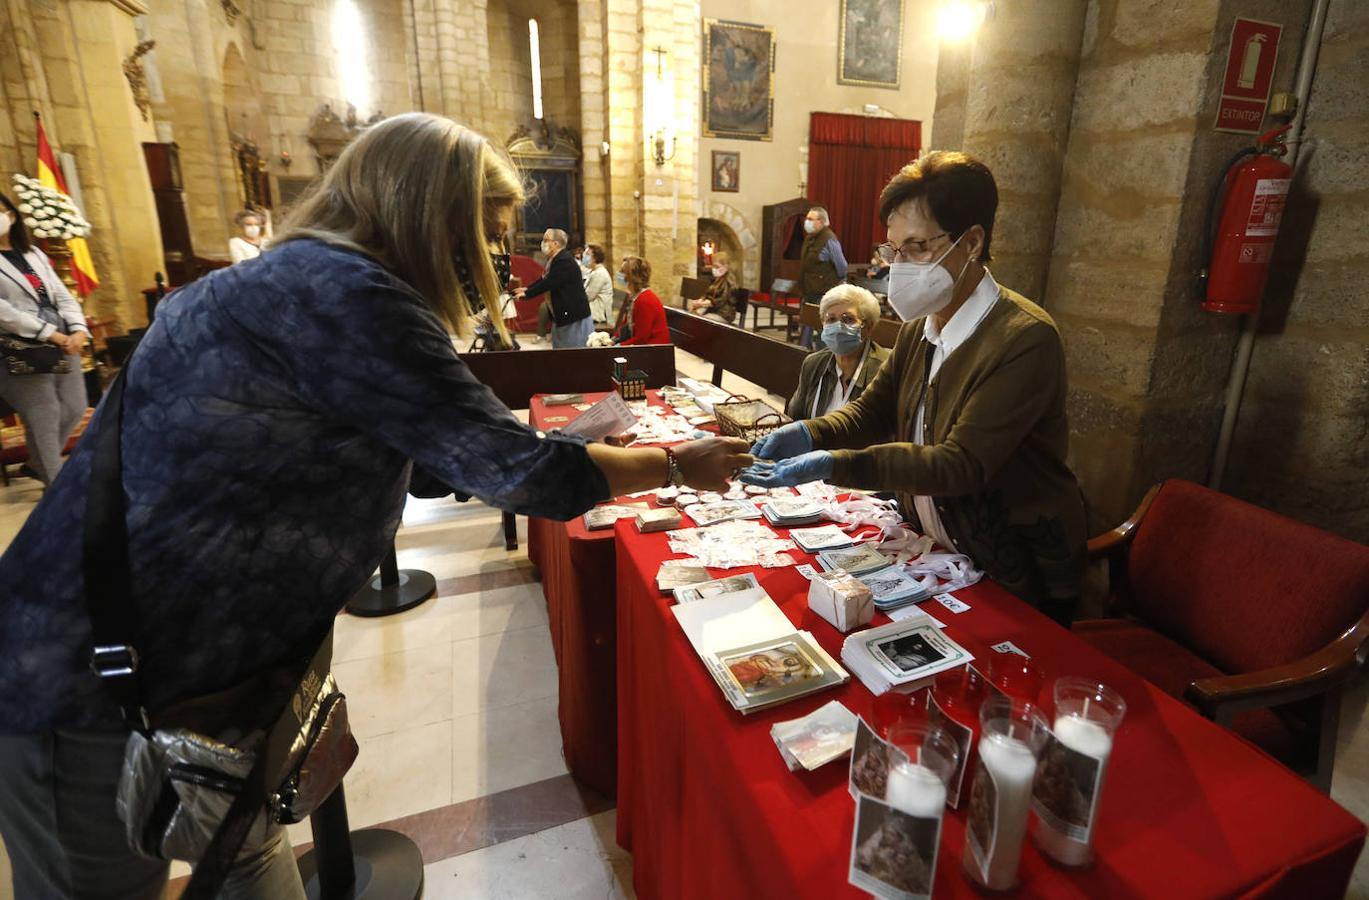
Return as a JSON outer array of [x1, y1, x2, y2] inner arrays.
[[1032, 678, 1127, 868], [885, 721, 960, 817], [987, 651, 1045, 703], [928, 666, 986, 808], [961, 696, 1051, 891]]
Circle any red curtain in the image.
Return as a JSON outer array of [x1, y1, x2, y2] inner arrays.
[[807, 113, 921, 270]]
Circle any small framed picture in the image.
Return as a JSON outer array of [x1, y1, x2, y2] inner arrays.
[[712, 150, 740, 192]]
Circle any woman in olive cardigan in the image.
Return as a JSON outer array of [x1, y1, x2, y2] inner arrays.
[[745, 153, 1086, 623], [786, 284, 890, 420]]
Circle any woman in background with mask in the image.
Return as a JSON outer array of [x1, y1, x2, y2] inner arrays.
[[612, 255, 670, 345], [688, 251, 739, 323], [228, 208, 269, 263], [745, 152, 1085, 625], [785, 284, 888, 419]]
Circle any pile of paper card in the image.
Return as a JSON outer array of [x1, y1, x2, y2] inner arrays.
[[542, 392, 584, 406], [761, 496, 828, 527], [672, 572, 761, 604], [686, 499, 762, 527], [656, 561, 710, 593], [815, 543, 895, 576], [856, 565, 932, 611], [840, 615, 973, 695], [789, 524, 854, 553], [581, 502, 650, 531], [771, 700, 858, 771], [673, 585, 849, 714], [667, 519, 798, 569]]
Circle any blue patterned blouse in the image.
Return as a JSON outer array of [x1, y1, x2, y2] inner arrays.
[[0, 239, 609, 734]]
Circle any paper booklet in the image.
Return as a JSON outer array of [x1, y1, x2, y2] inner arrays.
[[840, 615, 974, 696], [561, 392, 637, 442], [686, 499, 763, 528], [771, 699, 859, 772], [817, 542, 895, 577], [672, 589, 849, 714], [581, 502, 650, 531], [672, 572, 763, 604]]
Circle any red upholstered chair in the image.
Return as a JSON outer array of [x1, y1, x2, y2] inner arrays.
[[1077, 479, 1369, 792]]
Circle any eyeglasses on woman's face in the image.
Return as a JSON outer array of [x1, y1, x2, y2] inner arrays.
[[875, 233, 951, 264], [821, 307, 861, 327]]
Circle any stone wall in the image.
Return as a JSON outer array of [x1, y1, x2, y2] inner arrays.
[[1043, 0, 1311, 530], [694, 0, 940, 290], [1, 0, 165, 331], [1223, 0, 1369, 543]]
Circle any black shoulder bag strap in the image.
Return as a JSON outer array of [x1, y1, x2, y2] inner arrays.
[[79, 363, 325, 898]]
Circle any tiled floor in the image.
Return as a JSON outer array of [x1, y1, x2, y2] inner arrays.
[[2, 337, 1365, 898]]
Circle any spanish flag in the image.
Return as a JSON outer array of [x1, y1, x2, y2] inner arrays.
[[34, 114, 99, 297]]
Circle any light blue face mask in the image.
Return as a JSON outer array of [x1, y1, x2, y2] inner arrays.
[[821, 321, 864, 356], [615, 272, 628, 286]]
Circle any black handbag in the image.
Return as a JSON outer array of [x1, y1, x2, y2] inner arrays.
[[0, 332, 69, 375], [83, 363, 357, 897]]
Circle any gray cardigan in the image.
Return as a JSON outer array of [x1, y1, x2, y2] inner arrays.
[[0, 246, 91, 340]]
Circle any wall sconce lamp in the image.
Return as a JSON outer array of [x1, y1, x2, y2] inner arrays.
[[645, 46, 676, 167]]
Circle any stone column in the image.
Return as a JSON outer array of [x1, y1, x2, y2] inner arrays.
[[1044, 0, 1311, 527], [577, 0, 612, 254], [954, 0, 1088, 301]]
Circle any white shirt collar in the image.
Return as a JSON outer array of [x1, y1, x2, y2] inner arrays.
[[923, 267, 999, 356]]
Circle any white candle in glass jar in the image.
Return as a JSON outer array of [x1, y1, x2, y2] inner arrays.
[[885, 761, 946, 818], [972, 733, 1039, 890], [1035, 714, 1113, 866]]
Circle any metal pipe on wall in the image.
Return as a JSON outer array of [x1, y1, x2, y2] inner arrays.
[[1208, 0, 1331, 490]]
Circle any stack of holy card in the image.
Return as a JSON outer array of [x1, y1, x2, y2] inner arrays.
[[817, 543, 895, 577], [582, 502, 650, 531], [841, 615, 974, 696], [762, 496, 828, 527]]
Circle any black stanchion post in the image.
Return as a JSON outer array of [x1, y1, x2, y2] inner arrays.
[[297, 783, 425, 899], [345, 545, 436, 618]]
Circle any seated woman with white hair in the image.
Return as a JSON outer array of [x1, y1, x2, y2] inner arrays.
[[786, 284, 890, 419]]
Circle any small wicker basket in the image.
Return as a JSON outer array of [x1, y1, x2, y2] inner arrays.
[[713, 395, 790, 443]]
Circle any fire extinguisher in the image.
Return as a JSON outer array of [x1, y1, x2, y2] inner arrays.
[[1200, 124, 1293, 314]]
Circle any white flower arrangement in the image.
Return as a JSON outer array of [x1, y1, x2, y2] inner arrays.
[[10, 173, 92, 240]]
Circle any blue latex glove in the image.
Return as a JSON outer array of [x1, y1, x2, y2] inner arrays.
[[739, 451, 833, 488], [750, 422, 814, 461]]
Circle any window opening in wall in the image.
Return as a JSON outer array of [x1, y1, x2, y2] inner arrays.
[[529, 18, 544, 120], [333, 0, 374, 117]]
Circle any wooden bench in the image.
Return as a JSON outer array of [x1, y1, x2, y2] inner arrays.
[[797, 303, 906, 350], [663, 306, 808, 399], [457, 344, 678, 549]]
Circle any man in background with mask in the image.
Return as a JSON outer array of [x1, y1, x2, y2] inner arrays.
[[798, 207, 848, 347], [516, 227, 593, 348], [744, 152, 1085, 625]]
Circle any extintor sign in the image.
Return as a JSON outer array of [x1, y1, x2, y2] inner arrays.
[[1215, 18, 1283, 134]]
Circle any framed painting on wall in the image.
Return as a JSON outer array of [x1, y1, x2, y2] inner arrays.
[[703, 19, 775, 141], [838, 0, 905, 89], [711, 151, 740, 192]]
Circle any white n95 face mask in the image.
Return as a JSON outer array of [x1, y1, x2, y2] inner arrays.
[[886, 234, 971, 322], [244, 224, 261, 238]]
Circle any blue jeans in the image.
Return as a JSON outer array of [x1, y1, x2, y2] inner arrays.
[[551, 315, 594, 349], [0, 730, 304, 899]]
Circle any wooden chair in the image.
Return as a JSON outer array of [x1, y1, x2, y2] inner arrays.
[[1078, 479, 1369, 791]]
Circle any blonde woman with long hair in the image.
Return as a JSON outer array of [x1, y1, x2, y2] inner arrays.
[[0, 113, 750, 899]]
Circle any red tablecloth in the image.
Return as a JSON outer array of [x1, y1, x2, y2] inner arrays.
[[527, 390, 703, 795], [613, 519, 1367, 899]]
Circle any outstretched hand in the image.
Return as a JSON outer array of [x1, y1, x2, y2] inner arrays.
[[750, 421, 813, 461], [674, 436, 753, 492], [738, 451, 833, 488]]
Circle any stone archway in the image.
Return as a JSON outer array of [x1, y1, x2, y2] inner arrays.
[[704, 201, 760, 288]]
